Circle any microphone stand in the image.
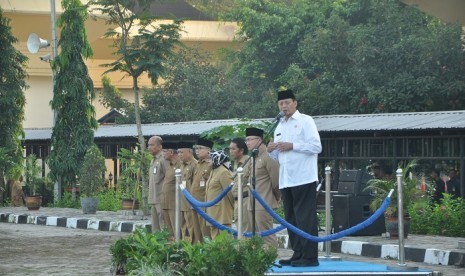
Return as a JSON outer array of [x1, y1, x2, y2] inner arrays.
[[233, 112, 283, 237], [251, 148, 258, 236]]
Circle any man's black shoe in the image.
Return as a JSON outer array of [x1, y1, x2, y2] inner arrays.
[[278, 253, 302, 266], [278, 258, 293, 266], [291, 258, 320, 267]]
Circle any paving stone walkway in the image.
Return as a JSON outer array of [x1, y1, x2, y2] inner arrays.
[[1, 206, 465, 268]]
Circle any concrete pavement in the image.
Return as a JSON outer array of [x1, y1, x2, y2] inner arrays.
[[1, 206, 465, 270]]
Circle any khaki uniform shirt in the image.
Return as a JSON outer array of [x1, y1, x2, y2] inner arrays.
[[161, 159, 182, 210], [245, 144, 280, 211], [148, 152, 166, 205], [191, 159, 212, 201], [181, 157, 198, 211], [232, 155, 249, 198], [206, 165, 234, 225]]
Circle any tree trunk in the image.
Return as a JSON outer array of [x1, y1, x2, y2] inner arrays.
[[133, 77, 149, 216]]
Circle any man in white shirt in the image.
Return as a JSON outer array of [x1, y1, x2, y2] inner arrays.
[[267, 89, 322, 267]]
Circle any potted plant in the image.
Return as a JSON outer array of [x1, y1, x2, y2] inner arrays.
[[24, 154, 43, 210], [364, 160, 427, 238], [78, 144, 106, 214], [117, 148, 149, 211]]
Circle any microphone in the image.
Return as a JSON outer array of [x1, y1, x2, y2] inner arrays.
[[273, 111, 285, 122]]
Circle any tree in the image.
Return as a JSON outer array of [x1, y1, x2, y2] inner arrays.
[[185, 0, 236, 20], [91, 0, 183, 213], [78, 144, 106, 197], [47, 0, 98, 200], [295, 0, 465, 114], [99, 75, 135, 124], [140, 47, 276, 123], [0, 6, 28, 202], [228, 0, 465, 115]]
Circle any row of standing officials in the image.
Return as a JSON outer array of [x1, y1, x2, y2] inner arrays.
[[147, 89, 322, 267]]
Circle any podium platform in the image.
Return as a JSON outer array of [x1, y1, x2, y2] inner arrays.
[[266, 259, 436, 276]]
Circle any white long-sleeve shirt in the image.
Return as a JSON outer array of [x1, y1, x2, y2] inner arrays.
[[269, 110, 322, 188]]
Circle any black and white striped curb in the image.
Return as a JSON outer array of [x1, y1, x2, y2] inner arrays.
[[0, 212, 151, 233], [277, 234, 465, 267]]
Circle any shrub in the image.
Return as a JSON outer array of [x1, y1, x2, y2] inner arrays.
[[110, 229, 277, 275], [409, 194, 465, 237], [97, 189, 123, 211], [49, 192, 81, 208], [78, 144, 106, 197]]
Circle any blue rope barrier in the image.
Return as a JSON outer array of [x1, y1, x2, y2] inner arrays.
[[250, 188, 391, 242], [182, 188, 286, 237], [180, 183, 233, 208]]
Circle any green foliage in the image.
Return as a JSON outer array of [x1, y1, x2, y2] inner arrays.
[[409, 194, 465, 237], [99, 75, 132, 112], [49, 192, 81, 208], [118, 147, 150, 201], [100, 0, 465, 122], [0, 7, 28, 181], [365, 160, 427, 217], [24, 154, 43, 195], [96, 189, 123, 211], [201, 119, 272, 149], [90, 0, 184, 213], [47, 0, 97, 190], [110, 229, 277, 275], [128, 263, 178, 276], [0, 148, 22, 182], [139, 47, 276, 124], [48, 189, 124, 210], [200, 232, 241, 275], [78, 144, 106, 196], [239, 235, 278, 276], [93, 1, 183, 82], [186, 0, 237, 20], [110, 228, 173, 275], [227, 0, 465, 115]]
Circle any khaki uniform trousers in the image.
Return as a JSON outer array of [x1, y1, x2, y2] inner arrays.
[[190, 209, 211, 243], [246, 209, 277, 247], [151, 203, 163, 232]]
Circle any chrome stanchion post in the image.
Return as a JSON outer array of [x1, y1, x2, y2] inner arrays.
[[320, 166, 341, 261], [324, 166, 332, 257], [388, 168, 417, 271], [175, 169, 181, 243], [237, 167, 244, 240], [397, 168, 406, 266]]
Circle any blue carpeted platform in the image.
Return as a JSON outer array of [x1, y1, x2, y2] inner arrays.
[[266, 260, 434, 275]]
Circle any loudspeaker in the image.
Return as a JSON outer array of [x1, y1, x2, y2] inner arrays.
[[337, 170, 373, 195], [27, 33, 50, 54], [332, 194, 385, 236]]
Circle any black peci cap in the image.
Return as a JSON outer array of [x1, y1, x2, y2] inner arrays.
[[163, 142, 178, 150], [196, 138, 214, 149], [178, 141, 194, 149], [245, 127, 264, 138], [277, 89, 296, 101]]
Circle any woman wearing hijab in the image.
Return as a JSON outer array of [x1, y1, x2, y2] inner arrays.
[[205, 150, 234, 239]]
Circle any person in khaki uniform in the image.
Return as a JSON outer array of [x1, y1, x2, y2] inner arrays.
[[229, 138, 249, 231], [206, 150, 234, 239], [147, 136, 167, 232], [245, 127, 280, 247], [161, 143, 182, 238], [190, 138, 214, 243], [177, 141, 197, 243]]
